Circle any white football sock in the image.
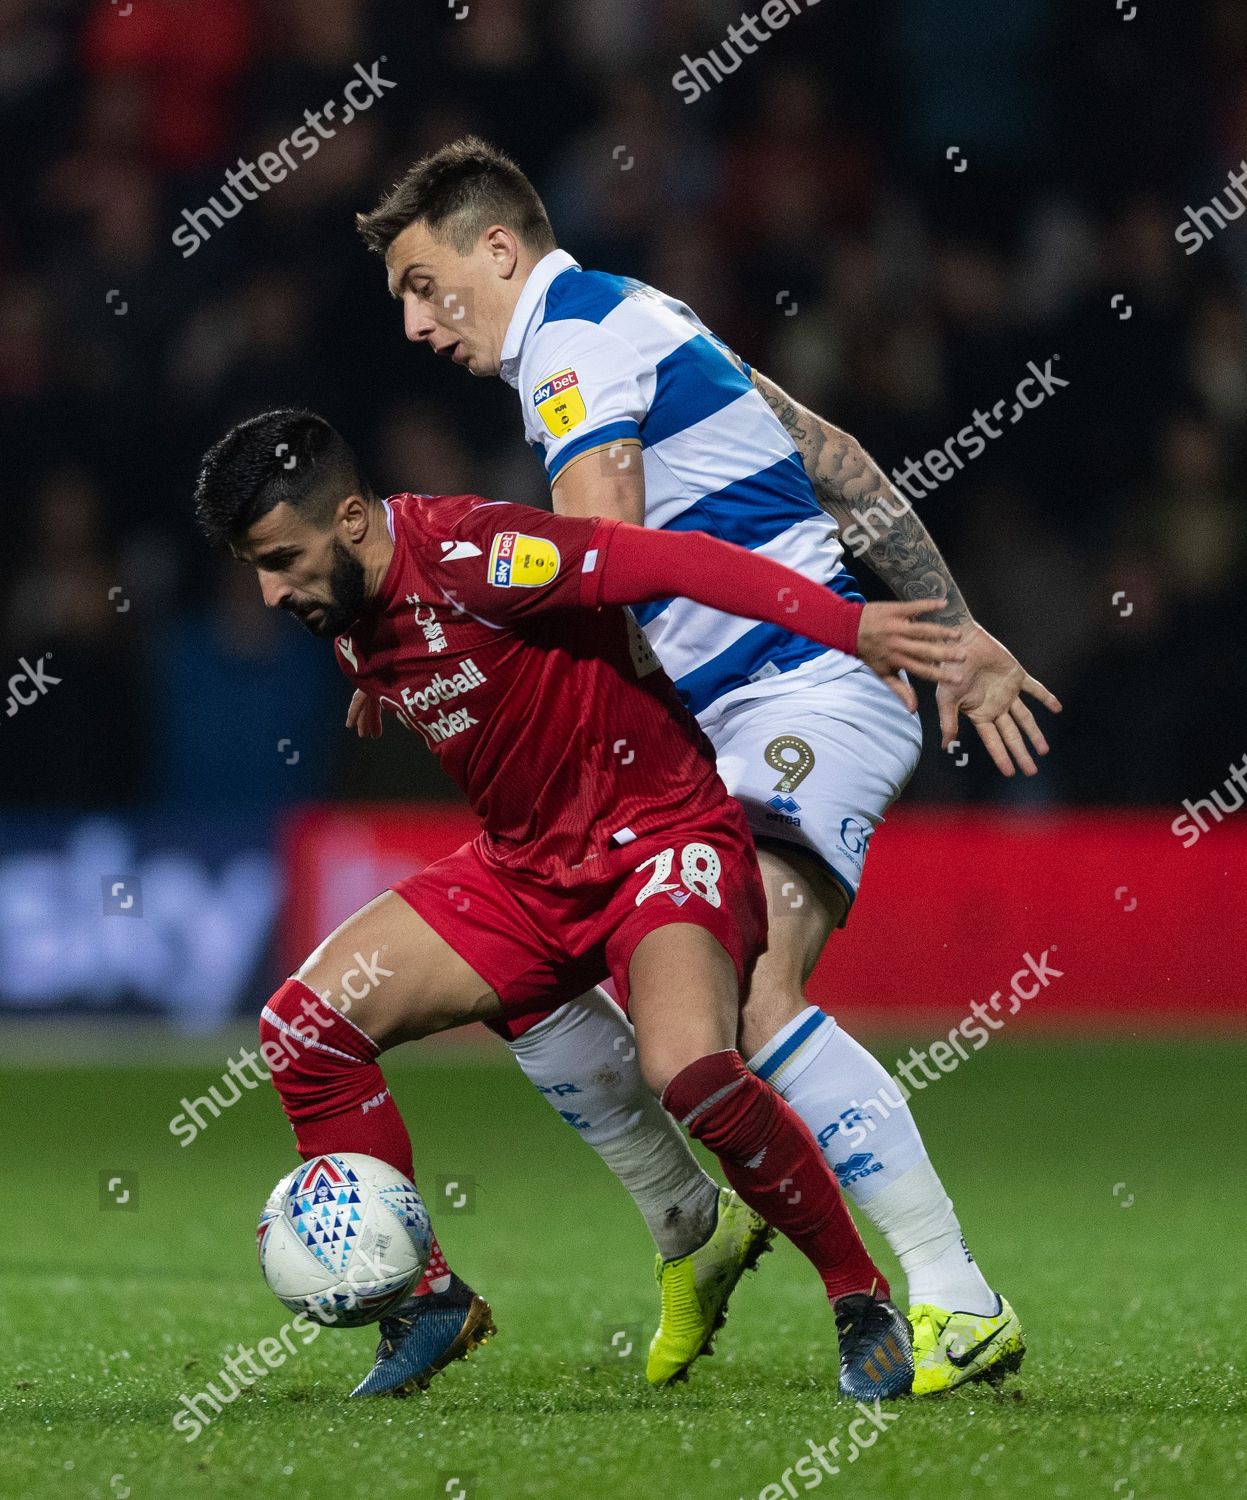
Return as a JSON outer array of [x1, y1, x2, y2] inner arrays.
[[509, 990, 719, 1260], [748, 1005, 996, 1314], [865, 1160, 998, 1315]]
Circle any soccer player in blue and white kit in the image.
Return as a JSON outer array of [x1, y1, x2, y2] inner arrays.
[[353, 139, 1059, 1395]]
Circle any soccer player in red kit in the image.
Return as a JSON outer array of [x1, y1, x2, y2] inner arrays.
[[194, 408, 963, 1402]]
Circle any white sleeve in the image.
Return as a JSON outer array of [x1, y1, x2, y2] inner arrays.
[[519, 318, 654, 483]]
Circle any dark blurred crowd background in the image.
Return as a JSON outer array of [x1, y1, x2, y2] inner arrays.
[[2, 0, 1243, 815]]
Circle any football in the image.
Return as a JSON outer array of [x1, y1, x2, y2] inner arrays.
[[256, 1154, 432, 1327]]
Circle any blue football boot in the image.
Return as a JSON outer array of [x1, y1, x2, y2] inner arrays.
[[350, 1274, 495, 1397], [834, 1293, 914, 1400]]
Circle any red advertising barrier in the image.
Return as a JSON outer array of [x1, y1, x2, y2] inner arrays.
[[279, 804, 1247, 1030]]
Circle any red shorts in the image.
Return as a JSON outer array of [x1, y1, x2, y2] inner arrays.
[[392, 801, 767, 1042]]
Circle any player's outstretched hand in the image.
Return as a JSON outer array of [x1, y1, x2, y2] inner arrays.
[[936, 621, 1062, 777], [857, 599, 965, 714], [346, 688, 383, 738]]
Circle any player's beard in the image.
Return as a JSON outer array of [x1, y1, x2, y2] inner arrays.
[[288, 542, 368, 638]]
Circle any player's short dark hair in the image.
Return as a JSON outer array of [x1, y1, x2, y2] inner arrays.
[[356, 135, 556, 257], [194, 409, 373, 547]]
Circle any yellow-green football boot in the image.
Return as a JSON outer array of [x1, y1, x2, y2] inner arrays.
[[647, 1188, 775, 1385], [909, 1294, 1025, 1395]]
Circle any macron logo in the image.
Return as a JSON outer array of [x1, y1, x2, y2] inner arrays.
[[361, 1089, 389, 1115], [440, 540, 482, 560]]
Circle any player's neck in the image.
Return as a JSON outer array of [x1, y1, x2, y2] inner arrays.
[[360, 498, 397, 605], [509, 248, 545, 304], [497, 244, 551, 334]]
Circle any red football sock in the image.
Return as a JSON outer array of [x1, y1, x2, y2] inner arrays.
[[259, 978, 452, 1296], [662, 1049, 888, 1303], [413, 1237, 452, 1297]]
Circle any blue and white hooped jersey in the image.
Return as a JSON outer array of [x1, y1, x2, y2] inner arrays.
[[499, 250, 865, 725]]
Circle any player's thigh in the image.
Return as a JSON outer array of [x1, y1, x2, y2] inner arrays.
[[709, 667, 920, 913], [626, 923, 741, 1098], [710, 668, 921, 1047], [296, 889, 502, 1049], [607, 816, 765, 1096]]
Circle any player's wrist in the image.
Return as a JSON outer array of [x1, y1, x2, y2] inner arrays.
[[846, 599, 865, 657]]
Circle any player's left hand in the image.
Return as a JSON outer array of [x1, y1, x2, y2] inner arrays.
[[346, 688, 383, 738], [937, 622, 1062, 777]]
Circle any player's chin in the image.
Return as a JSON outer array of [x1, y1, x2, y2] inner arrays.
[[464, 350, 499, 378], [291, 605, 337, 638]]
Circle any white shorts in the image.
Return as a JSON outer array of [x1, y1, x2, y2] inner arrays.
[[702, 663, 922, 918]]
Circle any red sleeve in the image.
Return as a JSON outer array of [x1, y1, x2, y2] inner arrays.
[[426, 498, 615, 622], [583, 522, 863, 658]]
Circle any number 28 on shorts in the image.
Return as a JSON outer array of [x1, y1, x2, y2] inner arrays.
[[633, 843, 723, 909]]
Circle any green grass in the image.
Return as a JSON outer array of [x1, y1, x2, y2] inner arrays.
[[1, 1038, 1243, 1500]]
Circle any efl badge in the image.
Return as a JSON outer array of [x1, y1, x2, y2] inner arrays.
[[488, 530, 561, 588], [533, 368, 586, 436]]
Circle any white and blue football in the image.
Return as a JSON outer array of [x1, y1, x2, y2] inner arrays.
[[257, 1153, 431, 1326]]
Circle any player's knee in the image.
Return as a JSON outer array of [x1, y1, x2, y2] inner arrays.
[[639, 1049, 679, 1101], [258, 983, 322, 1111], [257, 977, 382, 1122], [659, 1048, 751, 1145], [739, 850, 841, 1059], [637, 1020, 737, 1098], [639, 1034, 720, 1102], [738, 966, 806, 1060], [257, 991, 294, 1094]]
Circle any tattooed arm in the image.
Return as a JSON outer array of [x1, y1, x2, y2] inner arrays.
[[753, 370, 969, 624], [754, 368, 1061, 776]]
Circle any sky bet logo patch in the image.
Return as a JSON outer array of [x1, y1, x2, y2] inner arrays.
[[488, 530, 561, 588], [533, 368, 586, 436]]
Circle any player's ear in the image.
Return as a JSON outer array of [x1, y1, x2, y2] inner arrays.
[[481, 224, 519, 278], [338, 493, 371, 544]]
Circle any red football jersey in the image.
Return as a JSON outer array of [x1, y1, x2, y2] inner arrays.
[[335, 494, 732, 884]]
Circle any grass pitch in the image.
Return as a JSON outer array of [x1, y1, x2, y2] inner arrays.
[[1, 1036, 1243, 1500]]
